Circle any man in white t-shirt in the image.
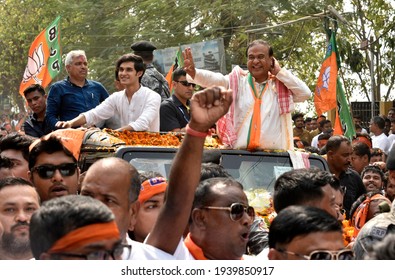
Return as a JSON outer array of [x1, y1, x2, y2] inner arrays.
[[370, 116, 391, 158]]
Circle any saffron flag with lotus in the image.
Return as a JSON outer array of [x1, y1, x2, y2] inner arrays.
[[19, 16, 62, 95], [314, 32, 338, 116], [314, 31, 355, 139]]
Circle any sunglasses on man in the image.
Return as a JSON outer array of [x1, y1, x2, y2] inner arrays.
[[277, 248, 354, 260], [175, 80, 196, 88], [31, 163, 78, 179], [202, 202, 255, 221]]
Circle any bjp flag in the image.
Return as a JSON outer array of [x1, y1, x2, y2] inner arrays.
[[333, 76, 356, 139], [314, 32, 338, 116], [165, 46, 184, 93], [19, 16, 62, 95]]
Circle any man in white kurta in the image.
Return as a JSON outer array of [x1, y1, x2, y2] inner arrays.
[[83, 86, 160, 132], [183, 40, 311, 150]]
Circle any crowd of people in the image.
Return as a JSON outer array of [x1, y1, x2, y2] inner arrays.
[[0, 39, 395, 261]]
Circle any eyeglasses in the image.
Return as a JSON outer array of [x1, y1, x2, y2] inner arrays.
[[277, 248, 354, 260], [31, 163, 77, 179], [202, 202, 255, 221], [175, 80, 196, 87], [50, 244, 131, 260]]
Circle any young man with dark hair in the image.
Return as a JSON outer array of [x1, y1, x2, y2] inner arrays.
[[56, 53, 160, 132], [361, 165, 385, 193], [292, 112, 312, 146], [160, 68, 194, 132], [28, 135, 80, 203], [351, 142, 371, 174], [304, 117, 312, 131], [0, 177, 40, 259], [272, 168, 339, 218], [0, 133, 34, 181], [267, 205, 352, 260], [29, 195, 126, 260], [22, 84, 51, 138], [311, 119, 333, 148]]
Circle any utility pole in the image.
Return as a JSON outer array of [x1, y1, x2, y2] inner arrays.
[[369, 36, 375, 120]]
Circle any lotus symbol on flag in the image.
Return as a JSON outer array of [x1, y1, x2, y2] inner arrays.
[[22, 43, 45, 84], [316, 66, 331, 96], [322, 67, 330, 90]]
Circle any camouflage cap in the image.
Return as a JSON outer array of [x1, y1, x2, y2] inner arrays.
[[352, 199, 395, 259]]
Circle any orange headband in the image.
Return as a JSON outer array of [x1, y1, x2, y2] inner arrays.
[[48, 221, 120, 254], [139, 177, 167, 204], [351, 194, 391, 237]]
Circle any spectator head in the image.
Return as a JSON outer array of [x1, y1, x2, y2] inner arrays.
[[370, 148, 384, 163], [268, 205, 349, 260], [133, 177, 167, 242], [29, 195, 123, 260], [326, 135, 352, 175], [361, 165, 385, 192], [28, 135, 79, 202], [0, 177, 40, 259], [80, 157, 141, 242], [0, 133, 34, 181], [273, 168, 338, 218], [369, 116, 385, 136], [351, 142, 371, 174], [64, 50, 88, 82], [189, 177, 254, 260], [292, 113, 305, 129], [23, 84, 47, 116]]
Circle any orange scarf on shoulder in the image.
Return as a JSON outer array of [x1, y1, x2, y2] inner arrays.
[[184, 233, 244, 260], [184, 233, 208, 260]]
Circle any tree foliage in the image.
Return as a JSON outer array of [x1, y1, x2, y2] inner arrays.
[[0, 0, 393, 115]]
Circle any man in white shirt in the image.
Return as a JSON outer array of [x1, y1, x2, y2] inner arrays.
[[56, 54, 160, 132], [183, 40, 311, 151], [370, 116, 391, 158], [311, 120, 333, 148]]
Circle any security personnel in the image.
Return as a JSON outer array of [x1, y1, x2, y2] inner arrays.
[[131, 41, 170, 102]]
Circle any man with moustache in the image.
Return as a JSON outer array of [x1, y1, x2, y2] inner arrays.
[[326, 135, 366, 219], [183, 40, 311, 150], [0, 177, 40, 259], [46, 50, 109, 130]]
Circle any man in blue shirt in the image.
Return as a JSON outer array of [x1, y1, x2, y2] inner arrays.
[[46, 50, 109, 130]]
